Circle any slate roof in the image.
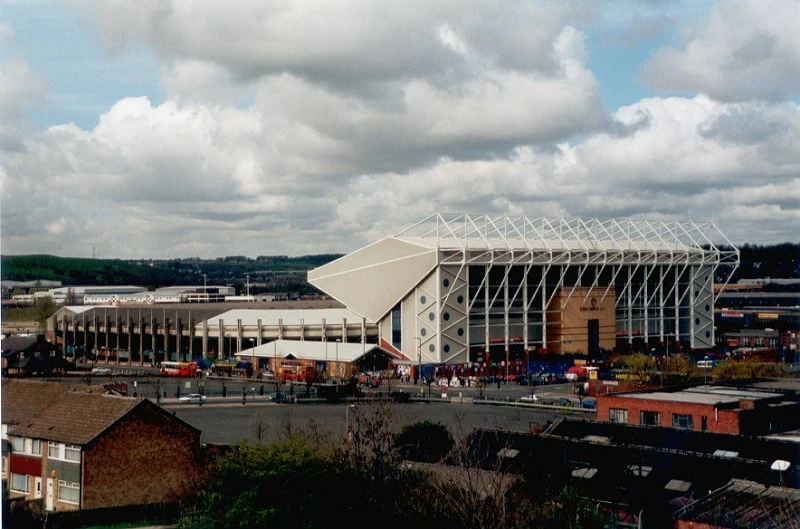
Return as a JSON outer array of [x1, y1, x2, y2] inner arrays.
[[1, 335, 38, 354], [1, 380, 194, 446]]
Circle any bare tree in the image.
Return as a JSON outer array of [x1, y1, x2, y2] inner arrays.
[[250, 411, 268, 444]]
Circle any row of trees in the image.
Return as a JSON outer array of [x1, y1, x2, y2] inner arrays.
[[182, 400, 609, 529], [611, 352, 787, 385]]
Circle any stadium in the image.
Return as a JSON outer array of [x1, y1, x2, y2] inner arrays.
[[309, 213, 740, 376]]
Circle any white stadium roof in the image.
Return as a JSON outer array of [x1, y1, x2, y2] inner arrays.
[[396, 213, 737, 253], [194, 308, 368, 328]]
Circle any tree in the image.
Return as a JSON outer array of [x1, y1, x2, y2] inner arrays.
[[619, 353, 656, 384], [33, 297, 58, 330], [713, 360, 787, 381], [659, 354, 696, 386]]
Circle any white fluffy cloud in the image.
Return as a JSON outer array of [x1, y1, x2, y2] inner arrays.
[[640, 0, 800, 101], [1, 1, 798, 259]]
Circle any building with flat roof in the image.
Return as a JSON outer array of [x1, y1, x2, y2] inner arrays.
[[309, 213, 739, 377], [596, 384, 800, 435]]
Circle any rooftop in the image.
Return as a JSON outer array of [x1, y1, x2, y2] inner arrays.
[[614, 384, 785, 406]]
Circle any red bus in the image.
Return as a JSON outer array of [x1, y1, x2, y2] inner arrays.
[[160, 361, 199, 377]]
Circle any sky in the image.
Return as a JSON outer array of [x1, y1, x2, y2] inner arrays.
[[0, 0, 798, 260]]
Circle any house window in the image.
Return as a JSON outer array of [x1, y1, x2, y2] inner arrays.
[[19, 438, 42, 455], [58, 480, 80, 505], [65, 445, 80, 462], [672, 414, 694, 429], [609, 408, 629, 423], [48, 441, 62, 459], [10, 473, 30, 494], [640, 411, 660, 426], [11, 437, 24, 453]]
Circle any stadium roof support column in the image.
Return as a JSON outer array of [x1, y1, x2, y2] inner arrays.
[[658, 267, 665, 346], [202, 318, 208, 359], [127, 311, 133, 366], [176, 315, 182, 362], [189, 313, 195, 360], [504, 264, 510, 380], [237, 319, 242, 353], [361, 318, 366, 346], [139, 313, 145, 366], [257, 319, 263, 347], [217, 319, 224, 361]]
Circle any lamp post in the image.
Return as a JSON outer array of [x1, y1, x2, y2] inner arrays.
[[203, 274, 207, 303], [246, 274, 250, 297]]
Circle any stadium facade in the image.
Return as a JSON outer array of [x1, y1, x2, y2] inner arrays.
[[308, 214, 739, 373]]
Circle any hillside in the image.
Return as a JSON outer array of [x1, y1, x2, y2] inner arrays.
[[1, 243, 797, 293], [0, 254, 343, 294]]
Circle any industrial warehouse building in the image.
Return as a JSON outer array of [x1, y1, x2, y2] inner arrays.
[[47, 213, 739, 376], [308, 213, 739, 375]]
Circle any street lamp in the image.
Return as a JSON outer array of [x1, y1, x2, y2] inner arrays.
[[203, 274, 207, 303]]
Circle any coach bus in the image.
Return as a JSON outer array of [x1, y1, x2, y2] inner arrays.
[[160, 361, 199, 377]]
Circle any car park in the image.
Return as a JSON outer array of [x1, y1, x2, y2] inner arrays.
[[178, 393, 207, 403]]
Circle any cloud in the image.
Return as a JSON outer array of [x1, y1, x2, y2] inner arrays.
[[640, 0, 800, 101], [0, 57, 47, 151], [1, 1, 799, 259]]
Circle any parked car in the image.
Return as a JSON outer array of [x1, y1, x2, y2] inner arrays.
[[178, 393, 207, 403], [580, 397, 597, 409], [521, 394, 540, 403], [266, 391, 289, 403], [553, 397, 573, 407], [514, 374, 530, 384], [91, 367, 111, 375]]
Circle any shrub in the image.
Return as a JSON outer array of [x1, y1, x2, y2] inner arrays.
[[393, 421, 454, 463]]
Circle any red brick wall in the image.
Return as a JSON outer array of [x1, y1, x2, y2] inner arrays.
[[81, 403, 202, 509], [596, 394, 741, 434]]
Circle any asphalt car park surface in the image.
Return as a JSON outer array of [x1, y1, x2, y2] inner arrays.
[[165, 398, 573, 445], [155, 378, 589, 445], [61, 369, 590, 445]]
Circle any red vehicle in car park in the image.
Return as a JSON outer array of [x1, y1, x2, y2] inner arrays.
[[565, 365, 598, 381]]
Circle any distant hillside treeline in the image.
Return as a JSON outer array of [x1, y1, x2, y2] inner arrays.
[[730, 243, 799, 282], [1, 244, 797, 292], [0, 254, 343, 294]]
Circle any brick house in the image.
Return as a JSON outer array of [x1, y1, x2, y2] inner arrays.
[[2, 380, 202, 511], [595, 384, 800, 435]]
